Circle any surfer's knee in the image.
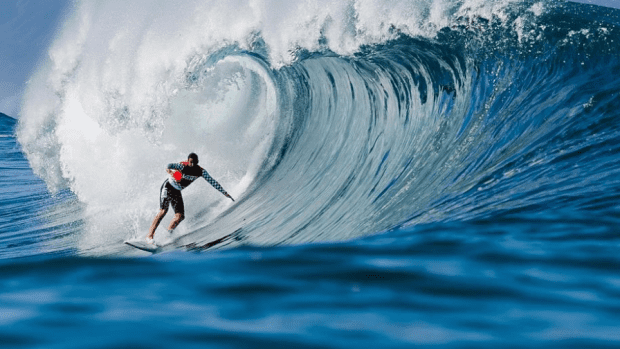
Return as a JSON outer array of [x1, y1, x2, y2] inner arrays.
[[175, 213, 185, 222]]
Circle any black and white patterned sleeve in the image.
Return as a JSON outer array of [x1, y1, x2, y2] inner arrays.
[[167, 163, 183, 171], [202, 169, 229, 196]]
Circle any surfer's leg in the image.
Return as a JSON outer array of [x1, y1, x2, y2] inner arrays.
[[148, 208, 168, 239], [148, 181, 171, 239], [168, 212, 185, 231], [167, 189, 185, 231]]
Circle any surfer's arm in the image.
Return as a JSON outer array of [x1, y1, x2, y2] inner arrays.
[[202, 169, 234, 201], [166, 163, 183, 176]]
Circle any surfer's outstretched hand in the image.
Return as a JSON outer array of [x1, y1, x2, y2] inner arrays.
[[225, 193, 235, 202]]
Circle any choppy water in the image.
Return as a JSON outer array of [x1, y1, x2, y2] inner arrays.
[[3, 0, 620, 347]]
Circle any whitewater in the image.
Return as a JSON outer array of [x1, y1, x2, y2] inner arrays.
[[3, 0, 620, 347]]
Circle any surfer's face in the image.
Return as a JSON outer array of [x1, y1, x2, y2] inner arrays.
[[187, 158, 195, 167]]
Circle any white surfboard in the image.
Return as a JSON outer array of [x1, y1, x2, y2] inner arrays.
[[124, 238, 160, 252], [125, 228, 246, 254]]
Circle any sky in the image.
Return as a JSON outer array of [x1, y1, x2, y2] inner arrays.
[[571, 0, 620, 7], [0, 0, 69, 118], [1, 0, 619, 118]]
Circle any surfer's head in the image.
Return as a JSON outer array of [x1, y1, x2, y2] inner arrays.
[[188, 152, 199, 166]]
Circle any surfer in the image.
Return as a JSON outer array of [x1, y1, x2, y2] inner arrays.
[[146, 152, 234, 244]]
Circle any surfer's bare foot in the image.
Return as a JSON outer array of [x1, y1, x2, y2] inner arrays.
[[145, 236, 155, 245]]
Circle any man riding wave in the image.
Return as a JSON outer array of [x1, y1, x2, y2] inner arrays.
[[147, 152, 234, 244]]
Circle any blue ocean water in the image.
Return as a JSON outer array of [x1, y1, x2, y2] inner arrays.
[[3, 0, 620, 347]]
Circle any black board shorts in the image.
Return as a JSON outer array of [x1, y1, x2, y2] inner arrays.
[[160, 181, 184, 215]]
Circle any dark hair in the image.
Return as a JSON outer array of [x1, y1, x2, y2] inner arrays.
[[188, 152, 199, 164]]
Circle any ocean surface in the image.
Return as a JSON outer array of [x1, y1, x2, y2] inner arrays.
[[3, 0, 620, 347]]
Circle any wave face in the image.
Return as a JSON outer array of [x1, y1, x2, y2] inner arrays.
[[15, 0, 620, 256]]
